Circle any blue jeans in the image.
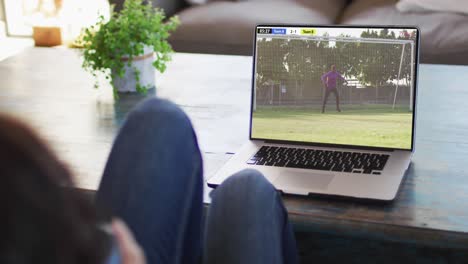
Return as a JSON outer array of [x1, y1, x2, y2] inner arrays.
[[96, 98, 298, 264]]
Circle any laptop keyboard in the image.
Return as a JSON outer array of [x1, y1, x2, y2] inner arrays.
[[247, 146, 389, 174]]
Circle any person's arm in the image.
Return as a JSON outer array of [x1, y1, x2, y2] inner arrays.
[[338, 72, 348, 84], [321, 72, 329, 86], [112, 219, 146, 264]]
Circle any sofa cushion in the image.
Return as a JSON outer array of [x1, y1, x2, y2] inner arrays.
[[396, 0, 468, 15], [170, 0, 347, 55], [340, 0, 468, 65]]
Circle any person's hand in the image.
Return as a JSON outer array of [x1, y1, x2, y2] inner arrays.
[[112, 218, 146, 264]]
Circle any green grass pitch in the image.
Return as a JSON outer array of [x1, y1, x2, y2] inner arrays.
[[252, 105, 413, 149]]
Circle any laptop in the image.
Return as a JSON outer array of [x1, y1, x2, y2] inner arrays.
[[208, 25, 419, 201]]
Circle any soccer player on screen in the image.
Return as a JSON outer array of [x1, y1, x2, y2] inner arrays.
[[321, 65, 348, 113]]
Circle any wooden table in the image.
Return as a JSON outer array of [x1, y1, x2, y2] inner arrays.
[[2, 47, 468, 261]]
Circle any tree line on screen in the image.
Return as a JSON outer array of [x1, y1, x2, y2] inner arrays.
[[256, 29, 414, 90]]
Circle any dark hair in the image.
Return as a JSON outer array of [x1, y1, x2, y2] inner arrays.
[[0, 114, 111, 264]]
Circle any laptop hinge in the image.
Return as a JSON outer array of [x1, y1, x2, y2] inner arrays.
[[263, 139, 395, 152]]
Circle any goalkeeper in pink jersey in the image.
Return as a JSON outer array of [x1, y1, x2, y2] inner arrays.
[[321, 65, 348, 113]]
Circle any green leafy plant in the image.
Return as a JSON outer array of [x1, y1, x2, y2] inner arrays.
[[80, 0, 179, 96]]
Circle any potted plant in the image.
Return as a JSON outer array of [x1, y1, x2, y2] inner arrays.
[[80, 0, 179, 97]]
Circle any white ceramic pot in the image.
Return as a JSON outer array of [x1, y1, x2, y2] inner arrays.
[[112, 45, 156, 93]]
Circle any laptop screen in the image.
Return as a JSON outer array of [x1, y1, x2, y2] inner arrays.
[[251, 25, 418, 150]]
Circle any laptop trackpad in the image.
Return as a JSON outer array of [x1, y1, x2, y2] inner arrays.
[[274, 170, 334, 194]]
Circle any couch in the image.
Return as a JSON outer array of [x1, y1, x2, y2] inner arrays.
[[153, 0, 468, 65]]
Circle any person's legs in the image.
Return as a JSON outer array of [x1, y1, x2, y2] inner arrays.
[[322, 89, 331, 113], [332, 89, 341, 112], [96, 98, 203, 264], [204, 169, 298, 264]]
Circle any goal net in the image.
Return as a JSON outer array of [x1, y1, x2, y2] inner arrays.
[[254, 33, 415, 111]]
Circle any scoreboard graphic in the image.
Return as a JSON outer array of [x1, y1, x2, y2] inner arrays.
[[257, 27, 317, 36]]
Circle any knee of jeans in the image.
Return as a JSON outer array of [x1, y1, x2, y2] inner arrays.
[[223, 169, 276, 195], [130, 98, 190, 127], [135, 98, 181, 116], [213, 169, 279, 214]]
